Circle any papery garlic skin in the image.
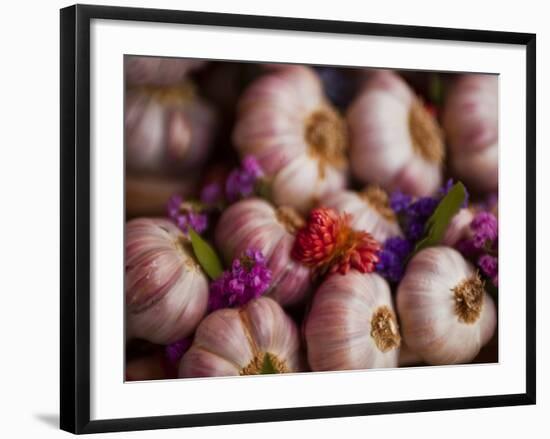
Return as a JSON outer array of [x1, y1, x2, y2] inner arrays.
[[125, 84, 217, 176], [442, 75, 498, 193], [347, 70, 444, 196], [305, 271, 400, 371], [215, 198, 311, 307], [442, 208, 475, 247], [179, 297, 303, 377], [125, 56, 205, 86], [398, 342, 423, 367], [396, 246, 496, 365], [322, 187, 402, 243], [233, 65, 348, 213], [125, 218, 209, 345]]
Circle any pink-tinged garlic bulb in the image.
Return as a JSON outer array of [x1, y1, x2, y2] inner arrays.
[[125, 82, 217, 176], [398, 342, 423, 367], [442, 208, 475, 247], [347, 70, 444, 196], [125, 56, 205, 86], [215, 198, 311, 307], [233, 65, 348, 213], [125, 218, 209, 344], [442, 75, 498, 193], [305, 271, 400, 371], [179, 297, 303, 377], [396, 246, 496, 365], [322, 186, 402, 243]]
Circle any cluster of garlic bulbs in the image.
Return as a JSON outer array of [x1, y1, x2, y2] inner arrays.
[[124, 60, 499, 381], [125, 56, 218, 218]]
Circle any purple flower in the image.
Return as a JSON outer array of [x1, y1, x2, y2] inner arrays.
[[456, 210, 498, 287], [390, 191, 412, 213], [166, 194, 208, 234], [400, 197, 438, 241], [165, 337, 192, 366], [376, 237, 413, 283], [225, 156, 264, 202], [167, 194, 183, 219], [242, 156, 264, 178], [478, 254, 498, 278], [470, 212, 498, 249], [200, 182, 223, 205], [208, 248, 272, 312]]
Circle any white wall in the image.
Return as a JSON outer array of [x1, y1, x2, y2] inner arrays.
[[0, 0, 546, 437]]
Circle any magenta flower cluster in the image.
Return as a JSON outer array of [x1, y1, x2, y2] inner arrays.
[[225, 156, 264, 201], [166, 194, 208, 234], [458, 211, 498, 286], [208, 248, 272, 312]]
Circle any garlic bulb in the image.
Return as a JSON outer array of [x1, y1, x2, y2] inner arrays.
[[179, 297, 303, 377], [125, 56, 205, 86], [305, 271, 400, 371], [442, 208, 475, 247], [215, 198, 311, 307], [125, 82, 217, 175], [233, 65, 348, 213], [442, 75, 498, 193], [396, 246, 496, 365], [322, 186, 402, 243], [347, 70, 444, 196], [125, 218, 209, 344], [398, 342, 423, 367]]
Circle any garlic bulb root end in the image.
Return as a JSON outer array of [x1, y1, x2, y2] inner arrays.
[[239, 352, 289, 375], [452, 273, 485, 324], [370, 306, 401, 353]]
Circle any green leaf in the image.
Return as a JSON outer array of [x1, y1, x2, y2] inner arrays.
[[259, 353, 279, 374], [188, 228, 223, 280], [414, 182, 467, 254]]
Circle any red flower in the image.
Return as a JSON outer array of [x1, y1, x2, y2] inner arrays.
[[292, 207, 380, 276]]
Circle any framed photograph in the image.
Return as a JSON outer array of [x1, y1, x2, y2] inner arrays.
[[60, 4, 536, 434]]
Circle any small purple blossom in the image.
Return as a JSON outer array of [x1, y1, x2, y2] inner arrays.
[[478, 254, 498, 278], [166, 194, 208, 234], [401, 197, 438, 241], [225, 156, 264, 202], [456, 211, 498, 287], [376, 237, 413, 283], [165, 337, 192, 366], [200, 182, 223, 205], [390, 191, 412, 214], [167, 194, 183, 218], [470, 212, 498, 249], [208, 248, 272, 312]]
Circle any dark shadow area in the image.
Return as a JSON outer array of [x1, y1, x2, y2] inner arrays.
[[34, 413, 58, 430]]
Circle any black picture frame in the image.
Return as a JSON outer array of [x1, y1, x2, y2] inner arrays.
[[60, 4, 536, 434]]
